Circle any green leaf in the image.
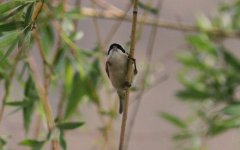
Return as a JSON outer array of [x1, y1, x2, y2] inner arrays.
[[160, 112, 187, 129], [138, 1, 159, 15], [24, 3, 34, 25], [56, 121, 84, 130], [64, 59, 74, 93], [222, 48, 240, 71], [223, 104, 240, 116], [177, 53, 205, 69], [24, 76, 39, 99], [20, 139, 45, 150], [23, 77, 39, 132], [84, 59, 101, 104], [23, 98, 36, 132], [18, 30, 32, 49], [176, 89, 211, 100], [0, 21, 24, 32], [88, 59, 102, 87], [173, 132, 193, 140], [0, 36, 18, 63], [5, 100, 30, 107], [59, 130, 67, 150], [0, 31, 19, 49], [0, 3, 29, 21], [40, 24, 54, 54], [0, 0, 29, 14], [0, 137, 6, 149], [196, 13, 212, 31], [208, 117, 240, 136], [64, 72, 85, 118], [187, 34, 217, 56]]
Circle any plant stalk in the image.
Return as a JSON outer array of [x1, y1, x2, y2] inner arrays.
[[118, 0, 139, 150]]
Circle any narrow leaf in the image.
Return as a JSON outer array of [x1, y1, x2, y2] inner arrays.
[[23, 77, 39, 132], [138, 1, 159, 15], [5, 100, 30, 107], [0, 3, 29, 21], [20, 139, 45, 150], [0, 31, 19, 49], [59, 130, 67, 150], [0, 137, 6, 147], [0, 21, 24, 32], [223, 104, 240, 116], [64, 72, 85, 118], [176, 89, 211, 100], [222, 48, 240, 70], [160, 112, 187, 129], [187, 34, 217, 56], [25, 3, 34, 25], [0, 1, 28, 14], [56, 122, 85, 130], [0, 37, 18, 63]]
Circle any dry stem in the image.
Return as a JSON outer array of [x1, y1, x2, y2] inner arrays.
[[27, 56, 59, 150], [79, 7, 240, 38], [119, 0, 139, 150]]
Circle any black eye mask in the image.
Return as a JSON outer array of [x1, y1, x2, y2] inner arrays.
[[107, 43, 126, 55]]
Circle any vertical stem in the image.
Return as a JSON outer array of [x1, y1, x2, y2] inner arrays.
[[27, 56, 59, 150], [118, 0, 138, 150], [125, 1, 163, 149]]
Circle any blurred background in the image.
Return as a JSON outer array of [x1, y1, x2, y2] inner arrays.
[[1, 0, 240, 150]]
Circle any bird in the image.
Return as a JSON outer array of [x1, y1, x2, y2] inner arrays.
[[105, 43, 137, 114]]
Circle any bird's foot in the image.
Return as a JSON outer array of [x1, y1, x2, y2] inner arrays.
[[124, 81, 132, 88], [127, 56, 138, 75]]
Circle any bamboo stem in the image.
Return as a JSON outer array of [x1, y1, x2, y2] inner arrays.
[[125, 1, 163, 149], [27, 56, 59, 150], [118, 0, 139, 150]]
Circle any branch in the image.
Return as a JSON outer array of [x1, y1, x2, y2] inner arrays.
[[119, 0, 139, 150], [102, 2, 132, 48], [32, 0, 44, 22], [80, 7, 240, 38], [27, 55, 60, 150]]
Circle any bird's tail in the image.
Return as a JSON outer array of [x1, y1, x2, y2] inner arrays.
[[117, 90, 125, 114]]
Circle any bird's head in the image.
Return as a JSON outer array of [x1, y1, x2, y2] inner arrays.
[[107, 43, 126, 55]]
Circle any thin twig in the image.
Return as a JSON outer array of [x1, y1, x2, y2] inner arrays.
[[0, 49, 22, 124], [91, 0, 123, 16], [27, 55, 60, 150], [119, 0, 139, 150], [78, 7, 240, 38], [102, 2, 132, 48], [33, 115, 41, 139], [73, 0, 81, 29], [91, 0, 103, 48]]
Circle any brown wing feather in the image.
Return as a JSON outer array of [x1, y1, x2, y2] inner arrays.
[[105, 61, 110, 78]]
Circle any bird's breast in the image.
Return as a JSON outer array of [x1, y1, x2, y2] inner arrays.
[[107, 53, 128, 89]]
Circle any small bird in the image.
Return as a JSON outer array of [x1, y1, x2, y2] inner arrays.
[[106, 43, 137, 114]]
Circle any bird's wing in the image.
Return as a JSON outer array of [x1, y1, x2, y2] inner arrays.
[[105, 61, 110, 78]]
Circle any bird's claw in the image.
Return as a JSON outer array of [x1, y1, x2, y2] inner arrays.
[[124, 81, 132, 88], [127, 56, 138, 75]]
